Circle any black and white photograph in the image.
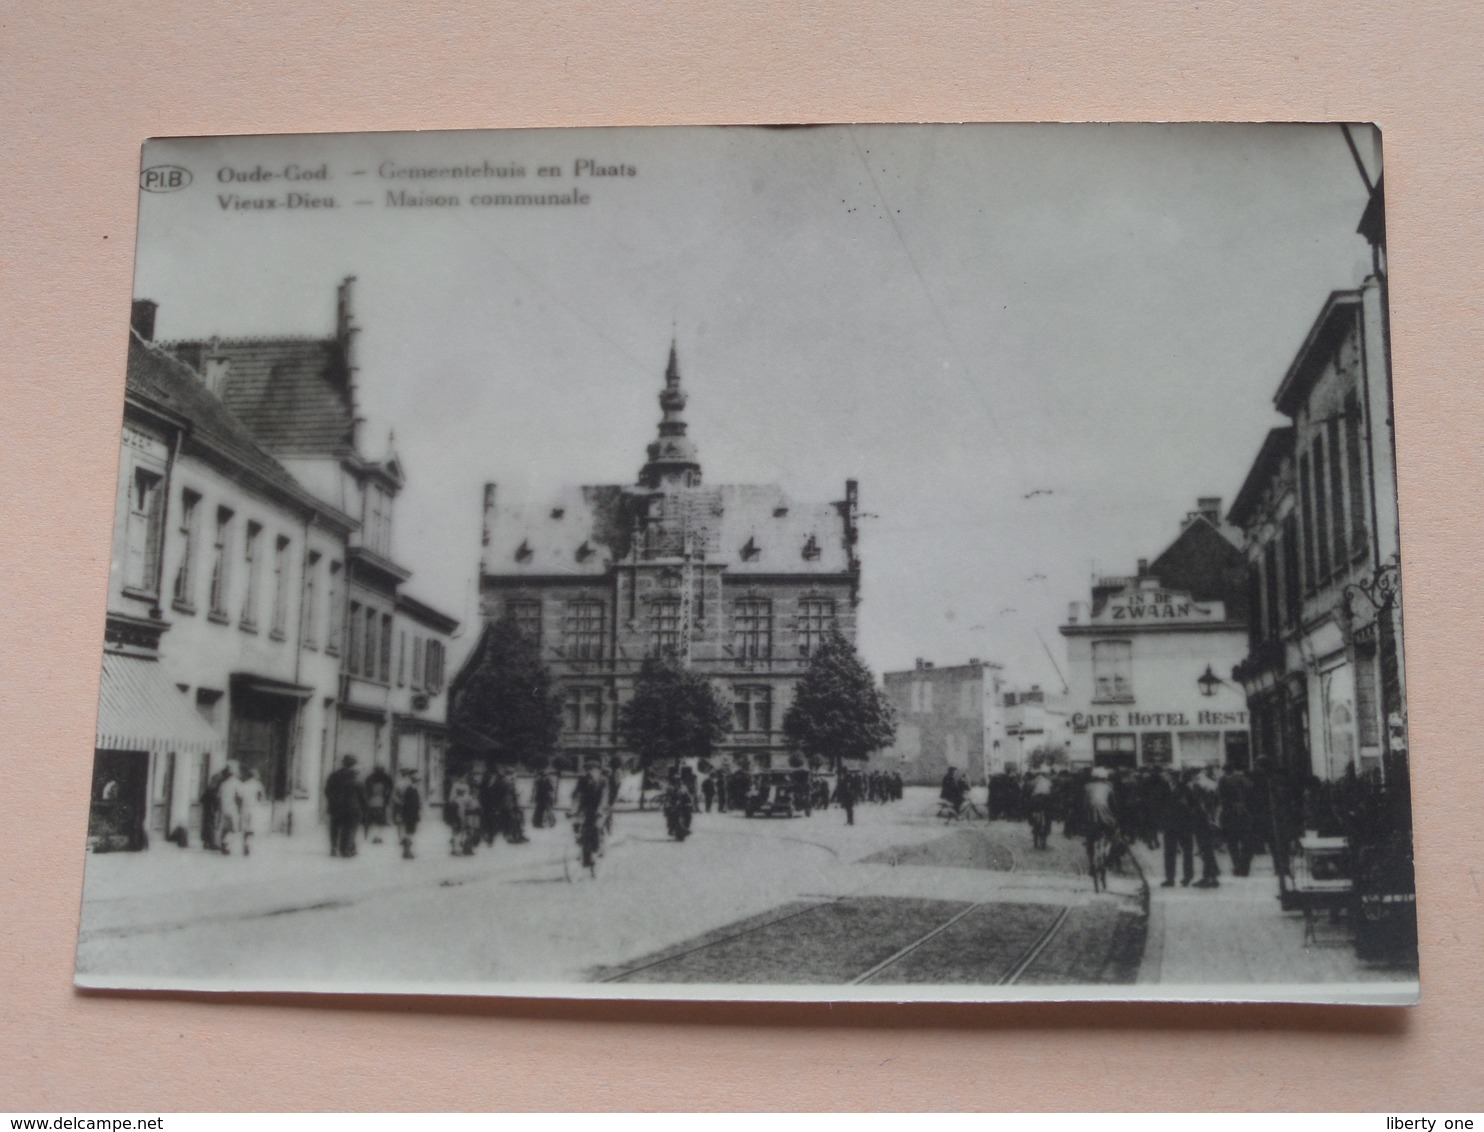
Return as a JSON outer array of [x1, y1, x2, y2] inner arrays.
[[77, 123, 1417, 1003]]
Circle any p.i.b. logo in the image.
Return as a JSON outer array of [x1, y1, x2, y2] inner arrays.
[[139, 165, 192, 193]]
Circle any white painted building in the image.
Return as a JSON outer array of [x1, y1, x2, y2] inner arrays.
[[92, 314, 357, 849], [1060, 501, 1253, 770]]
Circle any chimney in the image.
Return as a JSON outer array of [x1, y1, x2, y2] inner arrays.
[[915, 658, 925, 671], [479, 483, 498, 576], [336, 277, 362, 449], [1137, 558, 1149, 576], [131, 299, 157, 342], [202, 337, 230, 397], [1197, 497, 1222, 524], [1067, 602, 1080, 624]]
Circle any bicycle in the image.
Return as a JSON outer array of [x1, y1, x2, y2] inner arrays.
[[1028, 802, 1053, 850], [568, 809, 606, 878], [1086, 825, 1111, 892]]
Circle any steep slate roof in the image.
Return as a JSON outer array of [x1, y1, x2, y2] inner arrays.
[[126, 331, 347, 521], [1147, 516, 1249, 620], [1227, 427, 1295, 529], [1273, 290, 1363, 418], [165, 337, 356, 457], [484, 483, 851, 578]]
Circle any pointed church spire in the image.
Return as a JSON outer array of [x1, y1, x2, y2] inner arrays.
[[638, 338, 702, 490]]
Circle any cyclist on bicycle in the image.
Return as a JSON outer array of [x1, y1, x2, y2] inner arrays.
[[1025, 768, 1055, 848], [661, 766, 695, 841], [570, 760, 610, 876], [1082, 767, 1122, 887]]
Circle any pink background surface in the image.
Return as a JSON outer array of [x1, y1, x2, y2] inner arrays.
[[2, 1, 1481, 1111]]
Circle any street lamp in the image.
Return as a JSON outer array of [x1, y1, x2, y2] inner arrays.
[[1197, 665, 1223, 698]]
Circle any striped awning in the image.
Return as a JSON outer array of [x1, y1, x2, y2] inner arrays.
[[96, 651, 224, 755]]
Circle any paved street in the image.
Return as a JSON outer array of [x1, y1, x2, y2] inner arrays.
[[75, 787, 1409, 994]]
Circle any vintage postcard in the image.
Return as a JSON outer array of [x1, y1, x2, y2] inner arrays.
[[76, 124, 1417, 1003]]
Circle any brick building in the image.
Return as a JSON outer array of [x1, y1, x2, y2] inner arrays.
[[1229, 281, 1404, 781], [881, 659, 1007, 787]]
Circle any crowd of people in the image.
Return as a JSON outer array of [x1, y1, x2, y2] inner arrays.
[[198, 760, 267, 857], [194, 749, 1405, 905], [978, 758, 1410, 891]]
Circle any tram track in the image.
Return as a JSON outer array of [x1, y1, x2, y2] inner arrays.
[[599, 817, 1150, 986], [601, 893, 1087, 986]]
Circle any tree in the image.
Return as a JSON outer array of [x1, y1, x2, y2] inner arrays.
[[451, 614, 563, 767], [618, 656, 732, 772], [782, 629, 895, 771], [1028, 743, 1068, 771]]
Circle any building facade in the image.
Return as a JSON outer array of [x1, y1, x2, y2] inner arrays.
[[461, 343, 860, 770], [1001, 684, 1072, 773], [391, 593, 456, 802], [91, 311, 359, 848], [1229, 281, 1404, 781], [161, 279, 458, 806], [881, 659, 1006, 786], [1060, 500, 1253, 770]]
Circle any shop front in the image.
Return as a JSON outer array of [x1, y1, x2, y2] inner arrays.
[[228, 674, 313, 833], [1074, 706, 1252, 771], [92, 651, 224, 850]]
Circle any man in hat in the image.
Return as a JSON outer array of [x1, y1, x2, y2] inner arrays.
[[532, 765, 558, 829], [394, 768, 422, 860], [325, 755, 362, 858], [570, 759, 609, 875], [1189, 764, 1223, 888], [1155, 766, 1194, 888]]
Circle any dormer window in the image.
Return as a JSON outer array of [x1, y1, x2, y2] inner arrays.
[[551, 507, 565, 520], [802, 534, 821, 561], [740, 537, 761, 562], [576, 541, 594, 562], [515, 539, 533, 563], [773, 506, 789, 518]]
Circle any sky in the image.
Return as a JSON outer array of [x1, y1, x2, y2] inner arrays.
[[131, 123, 1381, 688]]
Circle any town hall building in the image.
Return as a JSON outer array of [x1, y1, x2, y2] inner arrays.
[[459, 343, 862, 770]]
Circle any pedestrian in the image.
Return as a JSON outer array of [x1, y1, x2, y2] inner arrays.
[[201, 762, 233, 851], [394, 769, 422, 860], [1190, 764, 1223, 888], [1219, 764, 1256, 878], [446, 772, 479, 855], [477, 767, 501, 847], [500, 764, 529, 843], [362, 763, 393, 844], [324, 755, 362, 859], [790, 764, 812, 817], [200, 762, 230, 850], [230, 766, 265, 857], [731, 767, 751, 815], [702, 772, 717, 813], [1156, 768, 1194, 888], [532, 766, 558, 829], [605, 758, 624, 835], [838, 767, 858, 826], [213, 761, 240, 855]]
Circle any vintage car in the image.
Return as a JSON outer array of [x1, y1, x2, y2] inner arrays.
[[742, 769, 809, 818]]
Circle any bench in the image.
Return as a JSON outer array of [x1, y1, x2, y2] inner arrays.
[[1286, 834, 1353, 945]]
